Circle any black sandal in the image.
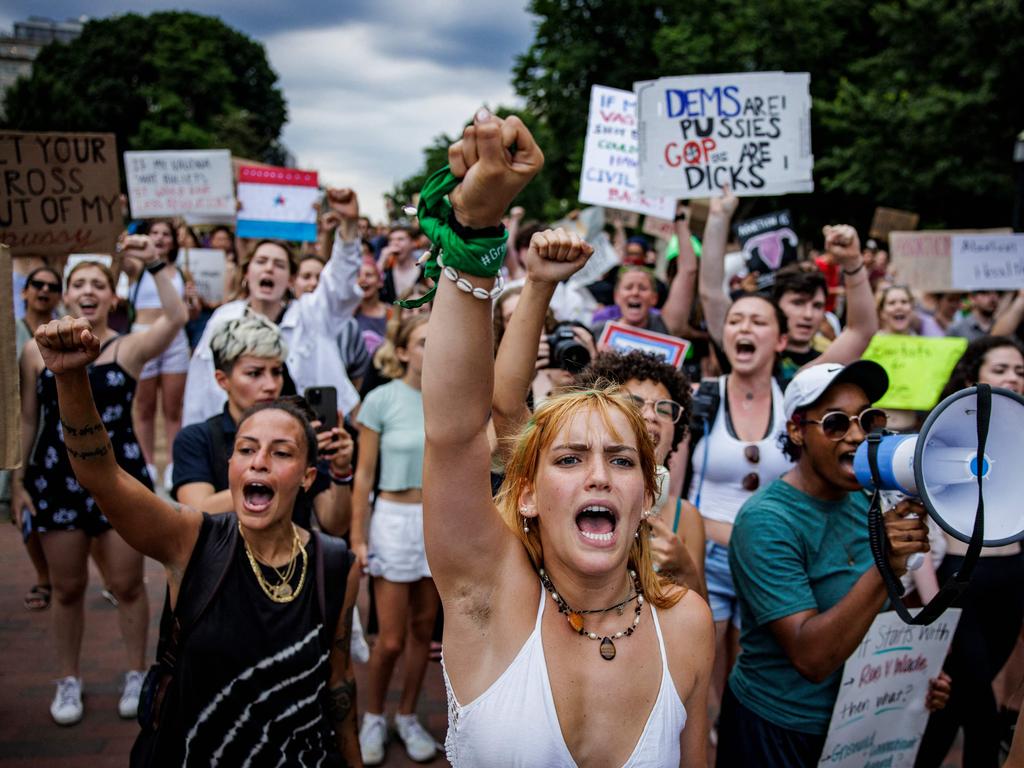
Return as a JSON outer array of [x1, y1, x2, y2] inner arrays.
[[24, 584, 52, 611]]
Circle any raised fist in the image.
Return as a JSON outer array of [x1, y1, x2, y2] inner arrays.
[[35, 317, 101, 375], [822, 224, 862, 268], [324, 188, 359, 221], [524, 228, 594, 285], [448, 108, 545, 229], [120, 234, 160, 266]]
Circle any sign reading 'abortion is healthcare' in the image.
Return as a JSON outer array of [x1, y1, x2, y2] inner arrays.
[[636, 72, 813, 198]]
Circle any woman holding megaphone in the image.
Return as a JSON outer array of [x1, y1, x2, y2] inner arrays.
[[717, 361, 950, 767]]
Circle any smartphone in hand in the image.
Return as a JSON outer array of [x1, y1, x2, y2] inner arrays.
[[304, 386, 338, 433]]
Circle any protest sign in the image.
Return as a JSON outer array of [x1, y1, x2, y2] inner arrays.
[[636, 72, 813, 198], [862, 335, 968, 411], [820, 609, 960, 768], [869, 207, 919, 243], [598, 321, 690, 368], [950, 234, 1024, 291], [579, 85, 676, 218], [0, 131, 121, 258], [734, 209, 798, 273], [0, 245, 18, 468], [181, 248, 226, 304], [125, 149, 235, 219], [890, 229, 1013, 292], [236, 165, 319, 242]]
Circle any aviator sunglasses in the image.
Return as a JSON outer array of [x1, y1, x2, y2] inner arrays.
[[28, 278, 62, 294], [804, 408, 888, 440]]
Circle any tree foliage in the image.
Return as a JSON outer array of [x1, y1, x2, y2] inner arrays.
[[3, 12, 288, 163], [509, 0, 1024, 234]]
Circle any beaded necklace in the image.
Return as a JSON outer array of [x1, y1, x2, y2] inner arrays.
[[538, 568, 644, 661]]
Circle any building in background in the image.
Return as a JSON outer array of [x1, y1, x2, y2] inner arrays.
[[0, 16, 86, 115]]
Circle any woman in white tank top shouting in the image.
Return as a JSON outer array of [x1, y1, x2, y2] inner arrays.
[[422, 109, 713, 767]]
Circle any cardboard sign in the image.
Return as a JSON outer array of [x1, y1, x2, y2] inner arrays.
[[0, 245, 18, 468], [735, 209, 798, 273], [950, 234, 1024, 290], [579, 85, 677, 218], [598, 321, 690, 368], [869, 207, 919, 243], [0, 131, 121, 258], [181, 248, 227, 304], [889, 229, 1013, 292], [820, 609, 961, 768], [236, 165, 319, 242], [636, 72, 814, 198], [862, 335, 968, 411], [125, 149, 235, 218]]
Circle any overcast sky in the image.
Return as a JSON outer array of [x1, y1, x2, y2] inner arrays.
[[0, 1, 536, 220]]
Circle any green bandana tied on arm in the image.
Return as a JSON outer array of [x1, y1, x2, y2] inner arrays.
[[396, 164, 508, 309]]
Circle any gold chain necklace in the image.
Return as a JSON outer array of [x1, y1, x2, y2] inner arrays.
[[239, 521, 308, 603]]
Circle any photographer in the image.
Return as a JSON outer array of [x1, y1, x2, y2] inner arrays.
[[171, 315, 353, 536]]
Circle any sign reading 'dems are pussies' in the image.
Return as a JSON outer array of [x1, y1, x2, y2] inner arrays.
[[125, 149, 235, 218], [635, 72, 813, 198], [578, 85, 676, 219]]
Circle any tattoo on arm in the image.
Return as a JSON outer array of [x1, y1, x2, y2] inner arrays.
[[328, 677, 356, 723], [65, 443, 111, 460], [60, 419, 105, 437]]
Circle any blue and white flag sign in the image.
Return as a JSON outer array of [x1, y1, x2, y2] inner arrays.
[[236, 165, 319, 242]]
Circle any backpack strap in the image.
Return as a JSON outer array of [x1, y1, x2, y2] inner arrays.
[[315, 531, 354, 645], [204, 413, 231, 492]]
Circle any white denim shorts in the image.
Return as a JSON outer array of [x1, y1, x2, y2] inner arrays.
[[136, 326, 191, 379], [367, 497, 431, 583]]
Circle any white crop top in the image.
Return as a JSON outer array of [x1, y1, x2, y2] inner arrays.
[[442, 585, 687, 767], [132, 267, 185, 310], [688, 375, 792, 525]]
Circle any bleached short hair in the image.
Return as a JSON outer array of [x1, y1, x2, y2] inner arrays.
[[210, 314, 287, 373]]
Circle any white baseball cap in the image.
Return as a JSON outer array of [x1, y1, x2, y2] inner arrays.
[[783, 360, 889, 419]]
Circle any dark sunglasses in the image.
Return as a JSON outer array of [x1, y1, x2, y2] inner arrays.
[[804, 408, 888, 441], [741, 445, 760, 491], [627, 394, 684, 424], [28, 278, 61, 293]]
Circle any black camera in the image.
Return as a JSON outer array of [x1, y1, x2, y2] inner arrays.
[[545, 322, 592, 373]]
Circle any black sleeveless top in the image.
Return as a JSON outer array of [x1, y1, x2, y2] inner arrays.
[[150, 514, 348, 767]]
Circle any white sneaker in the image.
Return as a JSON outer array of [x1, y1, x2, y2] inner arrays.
[[50, 676, 83, 726], [119, 670, 145, 719], [350, 609, 370, 664], [395, 713, 437, 762], [146, 463, 158, 484], [359, 712, 387, 766], [163, 463, 174, 493]]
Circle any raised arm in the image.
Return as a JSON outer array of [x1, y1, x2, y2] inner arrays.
[[993, 290, 1024, 337], [423, 109, 543, 588], [118, 235, 189, 378], [492, 229, 593, 443], [299, 190, 362, 322], [37, 317, 202, 572], [660, 204, 699, 337], [812, 225, 878, 368], [698, 186, 738, 347]]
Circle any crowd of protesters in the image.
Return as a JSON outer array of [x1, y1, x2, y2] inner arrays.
[[5, 107, 1024, 767]]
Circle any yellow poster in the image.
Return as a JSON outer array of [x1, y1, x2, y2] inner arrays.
[[862, 335, 968, 411]]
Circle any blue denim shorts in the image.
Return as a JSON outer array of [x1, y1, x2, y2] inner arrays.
[[705, 541, 741, 627]]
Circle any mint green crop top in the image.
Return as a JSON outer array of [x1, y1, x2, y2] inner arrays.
[[357, 379, 424, 492]]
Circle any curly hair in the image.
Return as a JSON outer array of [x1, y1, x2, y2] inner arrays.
[[939, 336, 1024, 401], [575, 351, 692, 457]]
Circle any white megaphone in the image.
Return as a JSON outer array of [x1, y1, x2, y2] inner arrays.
[[853, 385, 1024, 547]]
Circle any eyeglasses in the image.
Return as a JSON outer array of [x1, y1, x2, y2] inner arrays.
[[742, 444, 760, 491], [28, 278, 61, 294], [627, 394, 684, 423], [804, 408, 888, 441]]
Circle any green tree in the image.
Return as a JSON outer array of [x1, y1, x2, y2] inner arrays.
[[3, 11, 288, 163], [511, 0, 1024, 234]]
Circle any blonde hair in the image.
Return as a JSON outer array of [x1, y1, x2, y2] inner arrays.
[[373, 313, 429, 380], [494, 383, 683, 610]]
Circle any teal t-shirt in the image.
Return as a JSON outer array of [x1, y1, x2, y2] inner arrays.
[[728, 478, 874, 735], [357, 379, 425, 492]]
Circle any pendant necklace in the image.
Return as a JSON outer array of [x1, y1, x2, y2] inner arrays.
[[538, 568, 644, 661]]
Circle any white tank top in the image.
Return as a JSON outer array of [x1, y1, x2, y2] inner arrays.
[[132, 267, 185, 310], [688, 375, 792, 524], [442, 585, 687, 767]]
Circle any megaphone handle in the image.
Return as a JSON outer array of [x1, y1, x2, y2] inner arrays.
[[905, 512, 924, 571]]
